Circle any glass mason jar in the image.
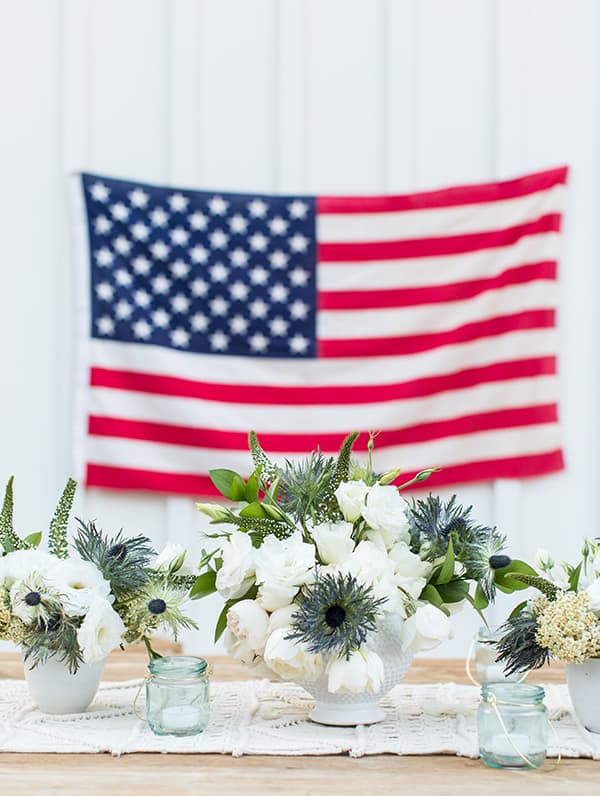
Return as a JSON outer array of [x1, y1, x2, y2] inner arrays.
[[478, 683, 548, 769], [473, 626, 524, 685], [145, 656, 210, 736]]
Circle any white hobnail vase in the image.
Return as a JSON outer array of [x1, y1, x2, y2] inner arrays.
[[23, 654, 105, 714], [297, 614, 413, 726], [566, 658, 600, 733]]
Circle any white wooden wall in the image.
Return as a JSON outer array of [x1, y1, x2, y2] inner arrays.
[[0, 0, 597, 655]]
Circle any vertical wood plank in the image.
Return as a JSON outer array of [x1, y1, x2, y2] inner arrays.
[[304, 0, 386, 192]]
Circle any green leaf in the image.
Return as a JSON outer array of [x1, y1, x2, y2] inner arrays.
[[435, 537, 455, 585], [436, 578, 469, 603], [473, 583, 489, 610], [244, 472, 259, 503], [569, 562, 582, 592], [209, 469, 247, 501], [240, 502, 269, 519], [214, 603, 229, 643], [494, 559, 538, 592], [23, 532, 42, 548], [421, 583, 445, 609], [508, 600, 528, 620], [190, 569, 217, 599]]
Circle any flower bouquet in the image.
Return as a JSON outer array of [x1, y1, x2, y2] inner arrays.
[[0, 476, 196, 713], [194, 432, 526, 725], [495, 540, 600, 732]]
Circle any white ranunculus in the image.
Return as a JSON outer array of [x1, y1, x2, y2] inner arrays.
[[362, 482, 410, 549], [76, 598, 126, 663], [254, 532, 316, 611], [334, 480, 369, 522], [227, 599, 269, 653], [400, 603, 452, 653], [153, 543, 190, 574], [46, 557, 112, 617], [263, 627, 323, 682], [216, 531, 256, 600], [327, 647, 384, 695], [268, 604, 298, 633], [311, 521, 355, 565], [1, 550, 56, 586], [586, 578, 600, 615]]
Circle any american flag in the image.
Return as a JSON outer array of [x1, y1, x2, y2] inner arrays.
[[73, 167, 567, 496]]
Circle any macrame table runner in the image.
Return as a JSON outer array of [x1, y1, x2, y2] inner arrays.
[[0, 678, 598, 758]]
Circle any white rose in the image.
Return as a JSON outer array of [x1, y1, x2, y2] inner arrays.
[[401, 604, 452, 653], [311, 521, 355, 565], [76, 598, 126, 663], [255, 532, 315, 611], [153, 543, 190, 574], [46, 557, 112, 617], [334, 480, 369, 522], [586, 578, 600, 615], [226, 599, 269, 653], [268, 604, 298, 633], [327, 647, 384, 695], [263, 628, 323, 681], [216, 531, 255, 600], [362, 482, 410, 548]]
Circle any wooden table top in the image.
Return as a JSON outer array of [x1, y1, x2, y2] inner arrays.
[[0, 650, 596, 796]]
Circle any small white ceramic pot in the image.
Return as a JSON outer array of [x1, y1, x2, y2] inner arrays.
[[298, 615, 413, 726], [566, 658, 600, 733], [23, 655, 105, 714]]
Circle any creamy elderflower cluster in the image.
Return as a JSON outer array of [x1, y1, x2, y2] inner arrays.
[[535, 592, 600, 664]]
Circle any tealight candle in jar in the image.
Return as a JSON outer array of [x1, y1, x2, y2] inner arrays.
[[145, 656, 210, 736], [478, 683, 547, 770]]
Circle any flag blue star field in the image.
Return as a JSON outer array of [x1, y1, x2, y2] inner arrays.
[[73, 168, 568, 496]]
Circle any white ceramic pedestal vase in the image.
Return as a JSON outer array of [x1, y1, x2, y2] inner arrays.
[[298, 615, 413, 726], [24, 655, 105, 714], [566, 658, 600, 733]]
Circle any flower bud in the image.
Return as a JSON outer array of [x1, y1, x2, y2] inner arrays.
[[195, 502, 230, 522], [534, 548, 554, 572]]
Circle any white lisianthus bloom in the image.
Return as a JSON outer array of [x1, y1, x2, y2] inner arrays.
[[327, 647, 384, 695], [46, 558, 112, 617], [586, 578, 600, 615], [268, 604, 298, 633], [255, 532, 316, 611], [389, 542, 431, 601], [334, 480, 369, 522], [263, 627, 323, 681], [311, 521, 355, 565], [76, 598, 126, 663], [1, 550, 56, 586], [227, 599, 269, 653], [341, 540, 402, 611], [362, 482, 410, 549], [400, 603, 452, 653], [216, 531, 256, 600], [153, 542, 190, 574]]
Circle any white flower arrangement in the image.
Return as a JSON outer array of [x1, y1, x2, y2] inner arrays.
[[194, 432, 525, 694], [0, 477, 197, 672]]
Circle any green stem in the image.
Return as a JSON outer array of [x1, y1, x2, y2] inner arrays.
[[143, 635, 162, 661]]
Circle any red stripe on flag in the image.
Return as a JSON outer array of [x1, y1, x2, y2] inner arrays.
[[88, 404, 559, 452], [400, 449, 565, 491], [318, 214, 561, 262], [317, 166, 568, 214], [319, 309, 555, 358], [86, 448, 565, 497], [86, 464, 216, 496], [90, 356, 557, 406], [319, 261, 557, 311]]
